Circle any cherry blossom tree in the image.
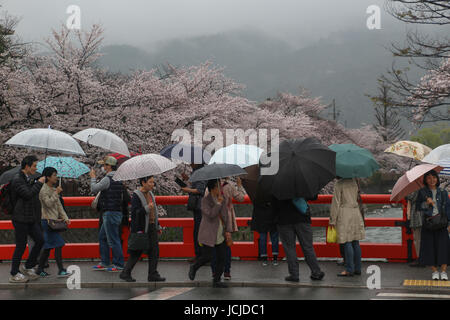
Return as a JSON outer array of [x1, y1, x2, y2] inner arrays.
[[0, 22, 408, 199]]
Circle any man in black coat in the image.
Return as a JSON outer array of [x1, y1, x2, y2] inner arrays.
[[9, 155, 46, 283]]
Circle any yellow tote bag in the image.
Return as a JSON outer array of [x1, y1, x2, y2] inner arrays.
[[326, 226, 337, 243]]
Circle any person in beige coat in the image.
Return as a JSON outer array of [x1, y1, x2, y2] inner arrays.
[[210, 177, 246, 280], [329, 177, 365, 277], [188, 179, 233, 288], [36, 167, 71, 278]]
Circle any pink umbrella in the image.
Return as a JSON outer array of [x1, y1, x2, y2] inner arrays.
[[390, 163, 444, 202]]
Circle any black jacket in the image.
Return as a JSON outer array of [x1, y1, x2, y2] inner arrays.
[[130, 192, 157, 233], [11, 171, 43, 224]]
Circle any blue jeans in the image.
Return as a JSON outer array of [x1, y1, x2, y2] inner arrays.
[[259, 231, 279, 257], [344, 241, 361, 274], [99, 211, 124, 267]]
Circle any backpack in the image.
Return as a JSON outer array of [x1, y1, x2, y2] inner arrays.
[[0, 183, 15, 215]]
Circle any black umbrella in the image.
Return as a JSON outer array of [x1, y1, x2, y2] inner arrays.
[[258, 137, 336, 200], [188, 163, 247, 183], [160, 143, 211, 164]]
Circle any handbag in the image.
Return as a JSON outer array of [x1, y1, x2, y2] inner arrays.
[[423, 191, 448, 231], [326, 226, 337, 243], [91, 192, 101, 210], [292, 197, 308, 214], [47, 219, 68, 232], [423, 213, 448, 231], [127, 232, 149, 251]]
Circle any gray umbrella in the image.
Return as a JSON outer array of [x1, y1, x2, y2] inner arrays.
[[188, 163, 247, 183], [0, 167, 20, 185], [0, 166, 41, 185]]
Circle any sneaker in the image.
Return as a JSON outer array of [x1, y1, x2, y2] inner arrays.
[[20, 266, 39, 281], [224, 272, 231, 280], [9, 272, 28, 283], [106, 265, 124, 273], [261, 257, 268, 266], [92, 264, 108, 271], [440, 272, 448, 281], [57, 270, 72, 278], [432, 271, 440, 280], [272, 258, 279, 266], [39, 271, 51, 277]]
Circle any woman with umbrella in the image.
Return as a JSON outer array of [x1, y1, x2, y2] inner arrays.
[[415, 170, 450, 281], [328, 143, 379, 277], [188, 179, 233, 288], [36, 167, 71, 278], [329, 177, 365, 277], [210, 176, 247, 280], [120, 176, 165, 282]]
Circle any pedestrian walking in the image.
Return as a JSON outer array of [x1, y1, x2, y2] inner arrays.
[[273, 195, 325, 282], [120, 176, 165, 282], [36, 167, 71, 277], [416, 170, 450, 281], [9, 155, 46, 283], [181, 164, 207, 262], [188, 179, 232, 288], [406, 190, 425, 267], [329, 178, 365, 277], [211, 177, 246, 280], [90, 156, 130, 272]]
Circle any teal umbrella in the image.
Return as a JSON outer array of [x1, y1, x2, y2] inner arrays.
[[37, 157, 90, 179], [329, 144, 380, 178]]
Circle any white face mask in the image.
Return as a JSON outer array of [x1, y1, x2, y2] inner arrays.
[[100, 167, 106, 174]]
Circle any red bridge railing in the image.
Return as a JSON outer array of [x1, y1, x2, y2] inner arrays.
[[0, 195, 414, 262]]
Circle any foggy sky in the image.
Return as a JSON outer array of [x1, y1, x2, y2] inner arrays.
[[2, 0, 401, 49]]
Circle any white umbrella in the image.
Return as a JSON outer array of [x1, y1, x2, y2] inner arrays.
[[208, 144, 264, 168], [422, 144, 450, 176], [73, 128, 130, 157], [112, 153, 176, 181], [5, 128, 85, 156]]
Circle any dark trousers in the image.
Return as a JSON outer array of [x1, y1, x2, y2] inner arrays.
[[278, 222, 321, 278], [38, 247, 64, 273], [211, 245, 231, 274], [11, 221, 44, 276], [123, 224, 160, 277], [193, 209, 202, 258], [193, 241, 227, 283]]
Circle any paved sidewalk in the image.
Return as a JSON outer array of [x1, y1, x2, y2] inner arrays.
[[0, 258, 448, 292]]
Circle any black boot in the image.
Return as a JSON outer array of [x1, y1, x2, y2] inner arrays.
[[119, 271, 136, 282]]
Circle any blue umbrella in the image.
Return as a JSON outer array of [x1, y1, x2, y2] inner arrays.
[[37, 157, 90, 179]]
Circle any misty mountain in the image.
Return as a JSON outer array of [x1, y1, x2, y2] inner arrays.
[[97, 27, 423, 128]]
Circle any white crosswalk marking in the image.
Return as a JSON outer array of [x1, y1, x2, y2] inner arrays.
[[129, 287, 194, 300], [376, 292, 450, 299]]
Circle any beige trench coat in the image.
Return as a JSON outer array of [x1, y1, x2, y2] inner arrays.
[[329, 178, 365, 244]]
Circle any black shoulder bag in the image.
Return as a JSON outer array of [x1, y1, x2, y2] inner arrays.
[[422, 190, 448, 231]]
